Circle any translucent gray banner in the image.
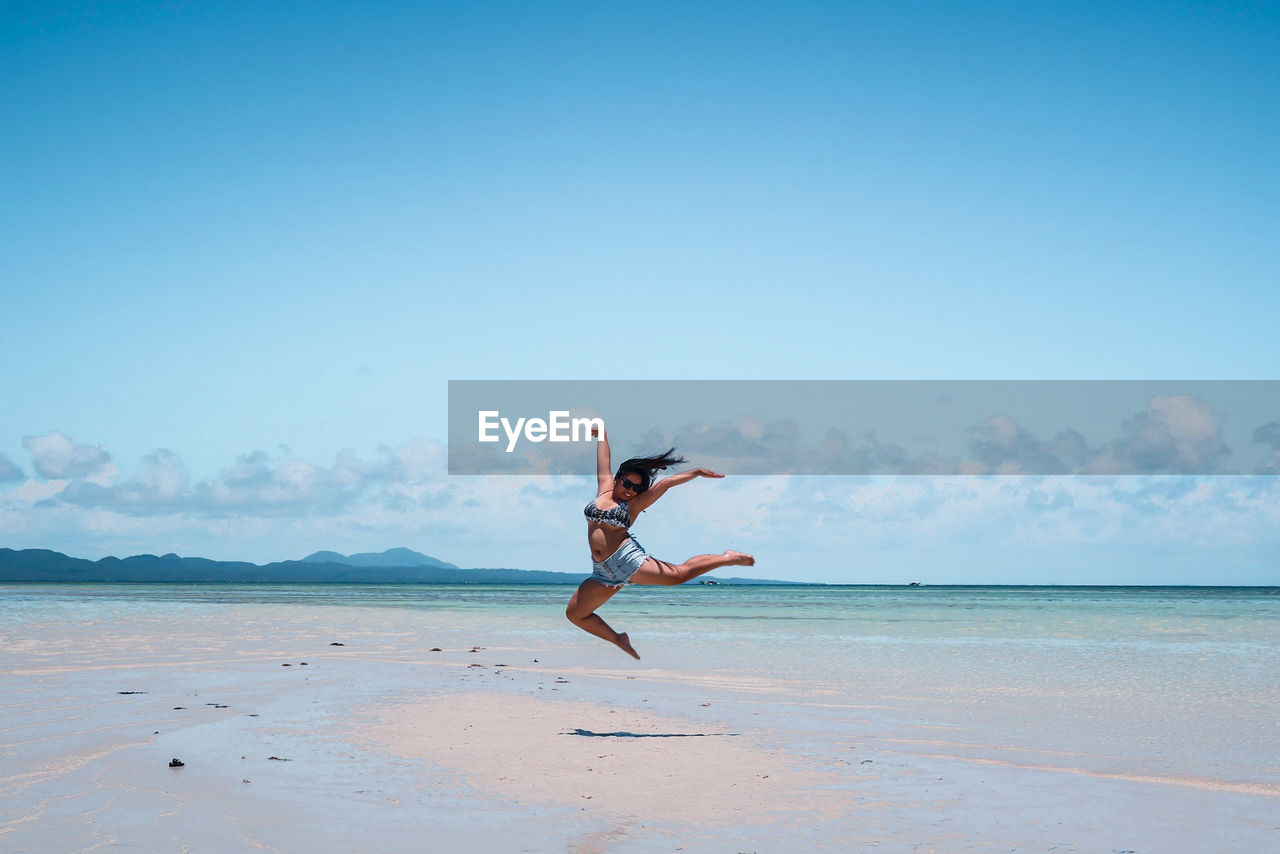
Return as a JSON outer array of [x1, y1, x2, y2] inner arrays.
[[448, 381, 1280, 475]]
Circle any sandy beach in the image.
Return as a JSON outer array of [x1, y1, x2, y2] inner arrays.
[[2, 584, 1277, 852]]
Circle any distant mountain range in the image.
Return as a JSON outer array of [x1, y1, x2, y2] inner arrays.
[[0, 547, 792, 585], [301, 547, 459, 570]]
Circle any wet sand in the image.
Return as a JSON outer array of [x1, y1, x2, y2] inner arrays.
[[2, 591, 1277, 852]]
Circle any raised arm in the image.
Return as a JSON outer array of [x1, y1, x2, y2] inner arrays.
[[628, 466, 723, 514], [592, 426, 612, 493]]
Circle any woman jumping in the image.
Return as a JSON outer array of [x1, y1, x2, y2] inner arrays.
[[565, 426, 755, 658]]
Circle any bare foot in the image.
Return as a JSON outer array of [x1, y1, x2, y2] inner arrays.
[[724, 550, 755, 566], [614, 632, 640, 660]]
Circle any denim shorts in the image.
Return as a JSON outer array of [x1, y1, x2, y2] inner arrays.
[[591, 536, 650, 588]]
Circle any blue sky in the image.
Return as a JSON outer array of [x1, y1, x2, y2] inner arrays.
[[2, 2, 1277, 583]]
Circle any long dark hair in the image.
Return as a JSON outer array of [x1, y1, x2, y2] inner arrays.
[[616, 448, 685, 492]]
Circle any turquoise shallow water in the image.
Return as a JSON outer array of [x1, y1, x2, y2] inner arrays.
[[5, 581, 1277, 618], [5, 583, 1277, 659], [5, 582, 1277, 649]]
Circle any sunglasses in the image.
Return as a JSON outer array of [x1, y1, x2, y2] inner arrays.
[[618, 477, 646, 493]]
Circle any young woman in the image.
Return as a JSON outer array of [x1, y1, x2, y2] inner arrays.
[[565, 426, 754, 659]]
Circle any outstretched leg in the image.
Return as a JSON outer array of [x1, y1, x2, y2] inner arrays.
[[566, 578, 639, 659], [631, 551, 754, 587]]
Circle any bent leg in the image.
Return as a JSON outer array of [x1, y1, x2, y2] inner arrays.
[[565, 578, 639, 659], [630, 551, 755, 587]]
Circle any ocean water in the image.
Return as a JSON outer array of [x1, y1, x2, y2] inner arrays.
[[4, 582, 1278, 790]]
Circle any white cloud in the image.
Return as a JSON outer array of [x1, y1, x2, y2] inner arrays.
[[9, 478, 68, 504], [23, 431, 113, 479], [0, 455, 23, 482], [1254, 421, 1280, 475], [85, 462, 119, 487], [619, 395, 1258, 475], [138, 449, 188, 499], [6, 429, 1278, 578], [1089, 395, 1229, 474]]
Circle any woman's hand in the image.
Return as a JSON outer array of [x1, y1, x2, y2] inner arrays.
[[630, 464, 719, 512]]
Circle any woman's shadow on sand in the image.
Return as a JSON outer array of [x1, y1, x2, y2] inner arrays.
[[567, 727, 738, 738]]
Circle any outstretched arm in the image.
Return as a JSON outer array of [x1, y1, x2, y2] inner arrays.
[[628, 467, 723, 513], [593, 426, 612, 493]]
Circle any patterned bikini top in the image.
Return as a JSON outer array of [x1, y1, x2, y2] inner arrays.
[[584, 497, 631, 529]]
